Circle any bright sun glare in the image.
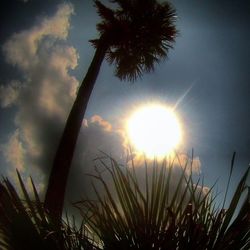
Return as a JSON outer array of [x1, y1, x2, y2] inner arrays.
[[127, 104, 182, 158]]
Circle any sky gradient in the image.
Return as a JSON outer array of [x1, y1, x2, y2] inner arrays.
[[0, 0, 249, 206]]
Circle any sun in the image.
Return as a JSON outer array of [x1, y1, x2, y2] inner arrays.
[[126, 104, 182, 158]]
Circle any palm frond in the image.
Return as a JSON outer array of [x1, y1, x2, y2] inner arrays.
[[0, 171, 98, 250], [75, 153, 250, 249], [92, 0, 177, 81]]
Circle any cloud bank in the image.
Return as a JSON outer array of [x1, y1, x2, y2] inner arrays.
[[0, 3, 126, 199], [1, 3, 77, 185]]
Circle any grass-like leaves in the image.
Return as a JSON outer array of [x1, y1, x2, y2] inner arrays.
[[0, 171, 97, 250], [75, 154, 250, 250], [0, 153, 249, 249]]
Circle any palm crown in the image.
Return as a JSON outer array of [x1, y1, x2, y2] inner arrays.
[[92, 0, 177, 81]]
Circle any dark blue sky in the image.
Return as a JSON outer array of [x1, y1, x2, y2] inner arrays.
[[0, 0, 249, 204]]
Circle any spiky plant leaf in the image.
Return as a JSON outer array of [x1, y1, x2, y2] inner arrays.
[[92, 0, 177, 81], [75, 153, 250, 250], [0, 171, 99, 250]]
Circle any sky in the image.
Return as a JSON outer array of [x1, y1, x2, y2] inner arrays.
[[0, 0, 249, 207]]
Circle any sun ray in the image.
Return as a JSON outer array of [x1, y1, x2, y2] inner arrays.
[[173, 81, 196, 110]]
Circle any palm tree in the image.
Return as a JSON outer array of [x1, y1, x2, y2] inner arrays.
[[44, 0, 177, 219]]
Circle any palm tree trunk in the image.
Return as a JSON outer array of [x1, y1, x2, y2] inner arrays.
[[44, 37, 109, 219]]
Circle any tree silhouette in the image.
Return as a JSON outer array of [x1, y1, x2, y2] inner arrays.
[[44, 0, 177, 219]]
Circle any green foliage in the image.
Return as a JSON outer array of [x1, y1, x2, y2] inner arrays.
[[0, 171, 97, 250], [75, 154, 250, 250]]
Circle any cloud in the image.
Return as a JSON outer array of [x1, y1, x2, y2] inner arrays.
[[2, 3, 74, 71], [194, 184, 210, 197], [78, 115, 125, 163], [127, 151, 201, 175], [66, 115, 126, 202], [90, 115, 113, 132], [0, 3, 77, 188], [2, 130, 26, 173], [172, 153, 201, 174], [0, 81, 21, 108]]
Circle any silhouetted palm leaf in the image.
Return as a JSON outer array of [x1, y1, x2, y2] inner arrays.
[[0, 171, 98, 250], [92, 0, 177, 81], [75, 154, 250, 249]]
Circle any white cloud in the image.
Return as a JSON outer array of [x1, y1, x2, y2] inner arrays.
[[74, 115, 125, 168], [1, 3, 77, 189], [194, 184, 210, 197], [90, 115, 113, 131], [173, 153, 201, 174], [2, 130, 26, 173], [126, 151, 201, 175], [2, 3, 74, 71], [0, 81, 21, 108]]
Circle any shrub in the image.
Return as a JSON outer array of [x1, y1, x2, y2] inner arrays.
[[75, 153, 250, 250], [0, 171, 97, 250]]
